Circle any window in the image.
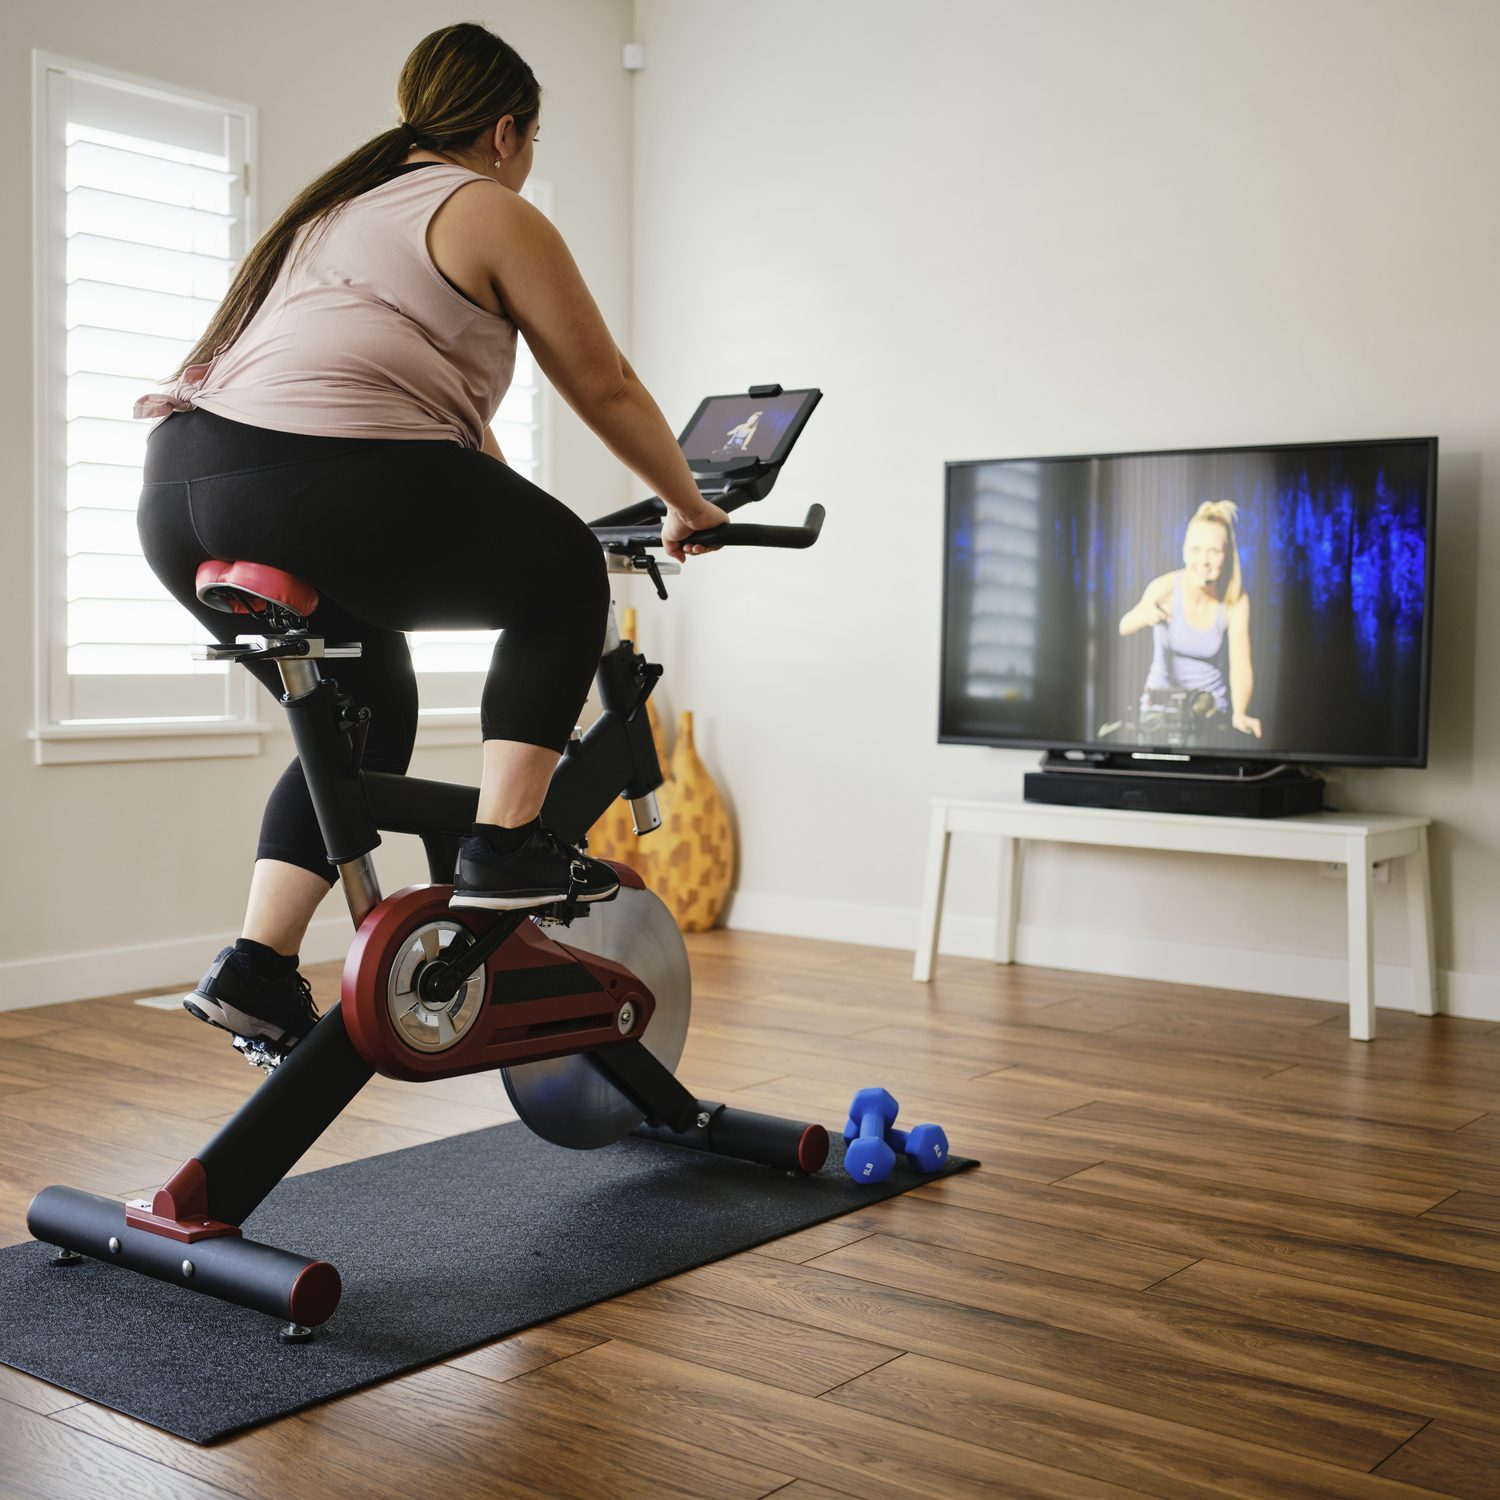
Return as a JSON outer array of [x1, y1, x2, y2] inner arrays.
[[31, 53, 257, 764]]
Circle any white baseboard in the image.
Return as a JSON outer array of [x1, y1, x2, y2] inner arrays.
[[722, 890, 1500, 1023], [7, 895, 1499, 1025], [0, 916, 355, 1013]]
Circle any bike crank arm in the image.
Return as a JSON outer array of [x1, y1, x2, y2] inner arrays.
[[419, 910, 527, 1004]]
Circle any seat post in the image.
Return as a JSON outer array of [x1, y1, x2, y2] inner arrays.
[[274, 656, 384, 930], [189, 559, 380, 929]]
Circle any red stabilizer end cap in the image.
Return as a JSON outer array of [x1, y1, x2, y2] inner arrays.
[[288, 1260, 342, 1327], [798, 1124, 830, 1174]]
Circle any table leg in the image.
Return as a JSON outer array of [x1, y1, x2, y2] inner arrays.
[[1347, 838, 1375, 1041], [996, 836, 1020, 964], [913, 806, 951, 983], [1406, 827, 1437, 1017]]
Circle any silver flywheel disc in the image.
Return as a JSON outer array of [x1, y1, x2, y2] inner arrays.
[[502, 883, 691, 1149]]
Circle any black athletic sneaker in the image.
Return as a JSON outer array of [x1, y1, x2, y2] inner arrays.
[[450, 825, 621, 911], [184, 946, 322, 1050]]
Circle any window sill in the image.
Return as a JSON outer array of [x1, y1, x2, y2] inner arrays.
[[32, 710, 484, 764], [31, 719, 277, 766], [413, 711, 480, 750]]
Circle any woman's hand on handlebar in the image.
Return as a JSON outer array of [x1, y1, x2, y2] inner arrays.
[[661, 501, 730, 562]]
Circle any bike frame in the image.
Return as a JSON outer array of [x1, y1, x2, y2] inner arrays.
[[29, 386, 833, 1335], [281, 594, 665, 930], [28, 580, 827, 1332]]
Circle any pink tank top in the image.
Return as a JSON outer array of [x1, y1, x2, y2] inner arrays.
[[134, 163, 517, 450]]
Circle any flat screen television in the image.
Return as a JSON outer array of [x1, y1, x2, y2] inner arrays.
[[939, 437, 1437, 769]]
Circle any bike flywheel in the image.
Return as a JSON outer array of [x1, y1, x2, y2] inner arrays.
[[502, 882, 691, 1149]]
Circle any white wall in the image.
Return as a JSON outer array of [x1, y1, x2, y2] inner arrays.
[[7, 0, 1497, 1019], [629, 0, 1500, 1014], [2, 0, 636, 1004]]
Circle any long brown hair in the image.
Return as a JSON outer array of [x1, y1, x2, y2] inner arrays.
[[167, 23, 539, 382]]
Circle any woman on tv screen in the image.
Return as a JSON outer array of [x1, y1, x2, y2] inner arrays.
[[1118, 500, 1263, 740]]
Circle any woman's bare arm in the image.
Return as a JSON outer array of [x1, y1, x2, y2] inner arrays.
[[480, 191, 709, 520], [1119, 573, 1175, 636], [1227, 594, 1261, 736]]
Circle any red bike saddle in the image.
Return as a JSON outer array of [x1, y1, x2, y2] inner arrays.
[[195, 559, 319, 619]]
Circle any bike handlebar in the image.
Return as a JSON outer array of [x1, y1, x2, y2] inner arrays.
[[591, 504, 825, 551], [587, 485, 770, 530]]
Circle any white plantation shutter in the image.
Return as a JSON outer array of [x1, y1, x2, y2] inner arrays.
[[406, 179, 552, 719], [33, 56, 258, 762], [65, 127, 241, 683]]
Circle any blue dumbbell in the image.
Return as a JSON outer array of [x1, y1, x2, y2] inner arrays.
[[889, 1123, 949, 1173], [842, 1087, 899, 1184]]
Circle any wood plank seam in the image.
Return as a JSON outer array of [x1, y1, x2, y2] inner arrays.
[[1367, 1415, 1436, 1474]]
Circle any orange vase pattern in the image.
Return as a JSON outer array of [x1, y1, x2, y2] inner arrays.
[[651, 710, 734, 932]]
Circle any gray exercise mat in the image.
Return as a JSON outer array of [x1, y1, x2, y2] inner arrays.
[[0, 1123, 976, 1444]]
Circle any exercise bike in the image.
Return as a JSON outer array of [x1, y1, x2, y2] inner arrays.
[[28, 384, 828, 1340]]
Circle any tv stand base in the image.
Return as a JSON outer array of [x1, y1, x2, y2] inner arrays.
[[912, 796, 1436, 1041]]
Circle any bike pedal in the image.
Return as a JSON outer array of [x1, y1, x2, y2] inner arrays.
[[232, 1034, 290, 1074], [533, 899, 591, 927]]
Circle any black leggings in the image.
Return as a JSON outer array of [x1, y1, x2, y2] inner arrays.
[[138, 408, 610, 886]]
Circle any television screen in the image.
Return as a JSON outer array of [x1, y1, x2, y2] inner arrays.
[[940, 438, 1437, 766]]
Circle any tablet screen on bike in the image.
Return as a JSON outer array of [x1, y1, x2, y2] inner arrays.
[[679, 388, 819, 470]]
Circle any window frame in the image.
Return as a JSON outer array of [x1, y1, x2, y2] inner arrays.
[[30, 49, 264, 766]]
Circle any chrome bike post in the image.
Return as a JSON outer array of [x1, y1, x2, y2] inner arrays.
[[335, 856, 382, 929], [629, 793, 661, 836], [274, 657, 322, 700]]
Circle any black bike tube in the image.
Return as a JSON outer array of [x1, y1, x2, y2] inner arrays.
[[281, 679, 382, 865], [194, 1004, 375, 1227]]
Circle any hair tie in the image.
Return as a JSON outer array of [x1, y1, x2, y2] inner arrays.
[[399, 121, 421, 143]]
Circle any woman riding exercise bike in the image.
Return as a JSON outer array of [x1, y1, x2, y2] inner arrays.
[[135, 23, 727, 1057]]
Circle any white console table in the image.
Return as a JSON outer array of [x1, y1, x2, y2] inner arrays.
[[914, 797, 1435, 1041]]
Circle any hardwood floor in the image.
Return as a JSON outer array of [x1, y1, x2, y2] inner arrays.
[[3, 930, 1499, 1498]]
